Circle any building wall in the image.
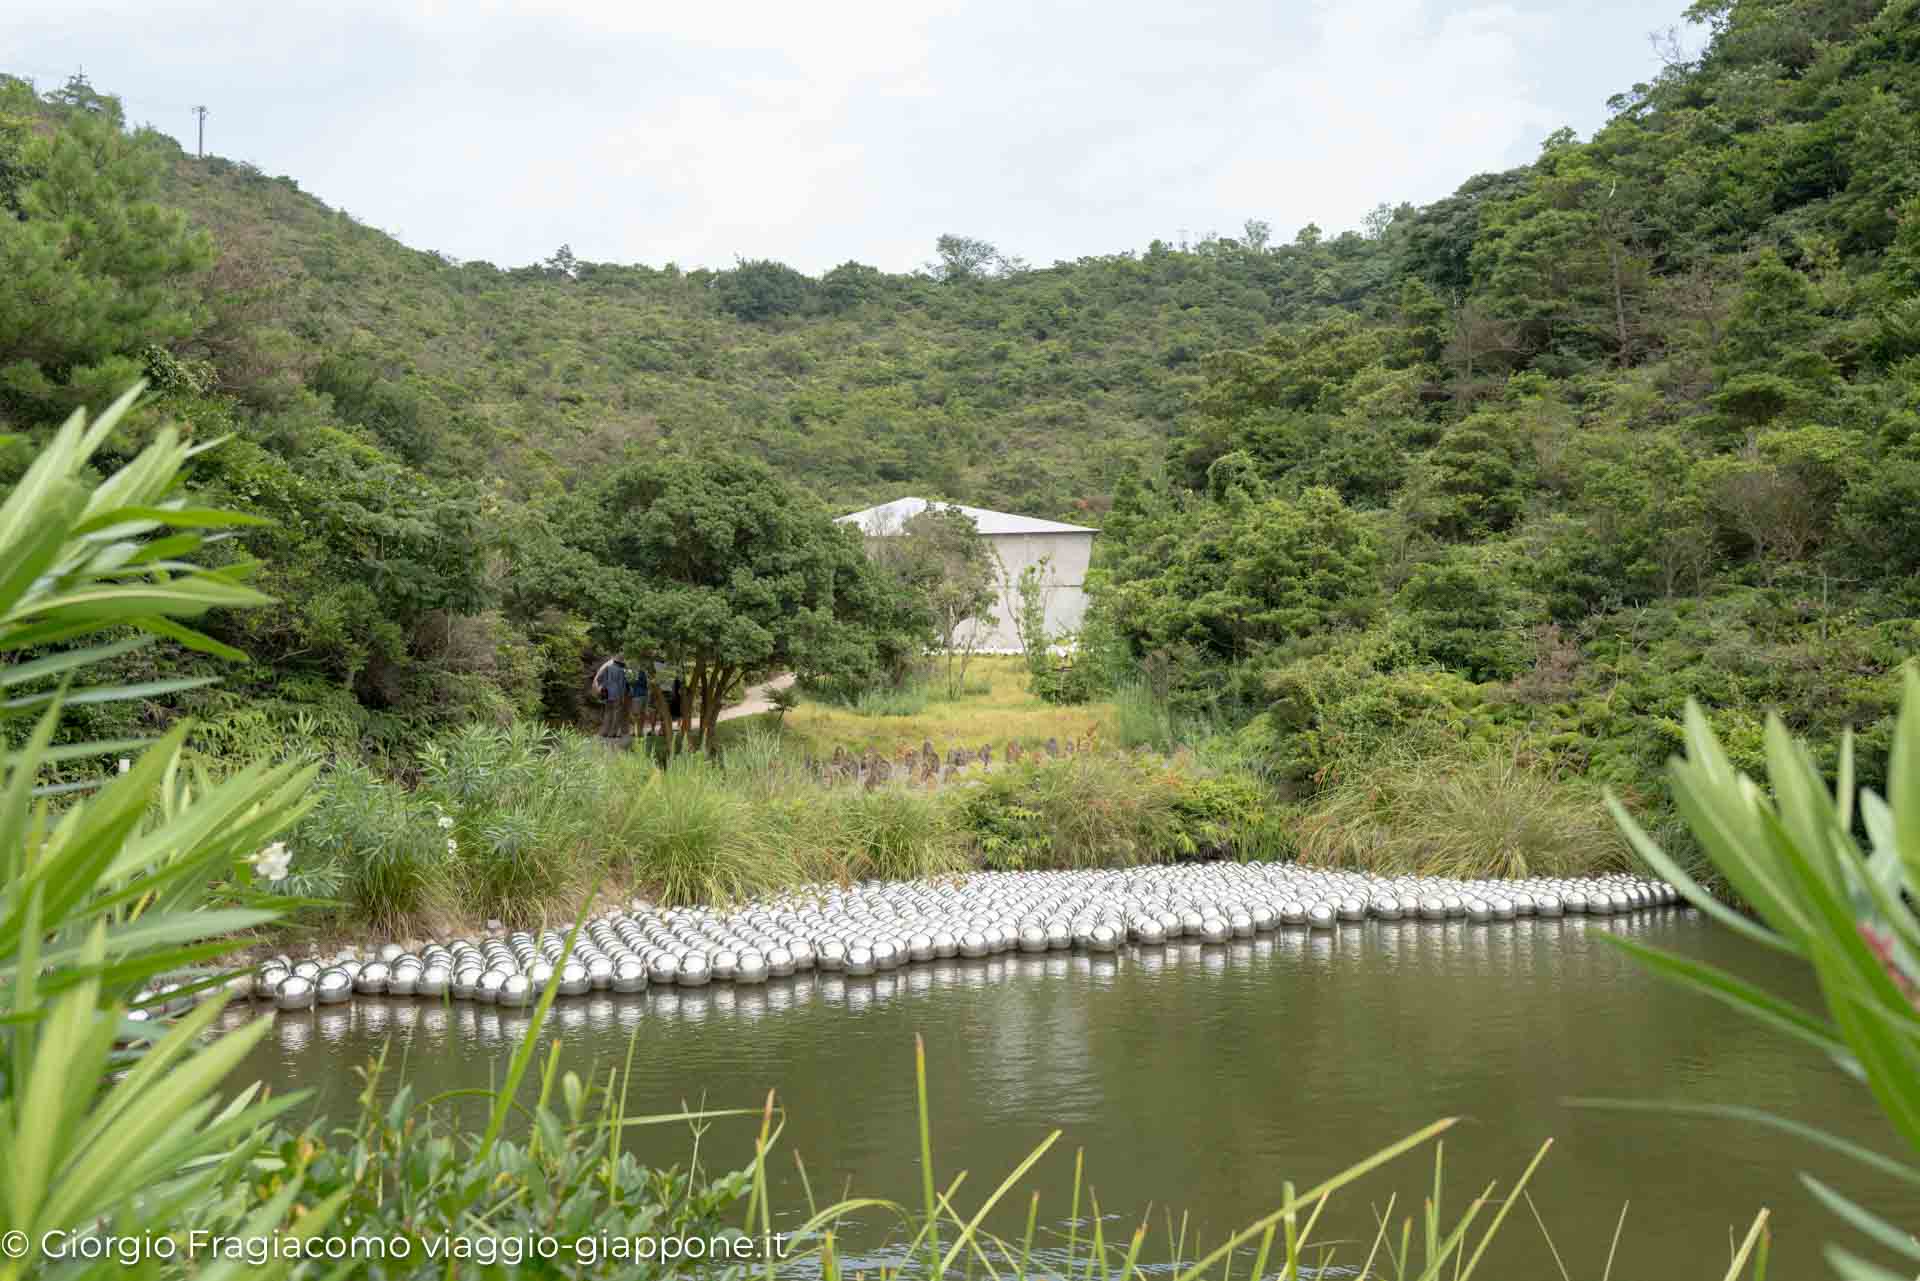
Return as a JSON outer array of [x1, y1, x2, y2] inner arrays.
[[957, 532, 1094, 653]]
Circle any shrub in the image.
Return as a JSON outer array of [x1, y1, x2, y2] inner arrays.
[[1293, 748, 1632, 878], [621, 755, 793, 905], [956, 754, 1185, 870], [840, 787, 969, 881], [288, 760, 449, 927], [420, 722, 606, 925]]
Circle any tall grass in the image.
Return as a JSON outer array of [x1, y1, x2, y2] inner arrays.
[[1112, 679, 1219, 753], [619, 754, 795, 906], [1294, 749, 1633, 878]]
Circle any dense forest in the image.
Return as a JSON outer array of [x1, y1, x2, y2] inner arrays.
[[3, 0, 1919, 861]]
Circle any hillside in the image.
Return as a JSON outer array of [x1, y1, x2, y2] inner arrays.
[[3, 0, 1919, 858]]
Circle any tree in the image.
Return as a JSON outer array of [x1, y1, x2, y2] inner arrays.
[[714, 258, 815, 322], [600, 451, 893, 753], [927, 234, 1022, 282], [0, 99, 212, 418], [870, 504, 999, 698], [1110, 487, 1378, 663]]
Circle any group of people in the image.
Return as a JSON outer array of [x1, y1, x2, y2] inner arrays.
[[591, 654, 684, 739]]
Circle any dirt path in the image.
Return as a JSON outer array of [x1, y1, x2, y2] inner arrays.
[[717, 672, 795, 722]]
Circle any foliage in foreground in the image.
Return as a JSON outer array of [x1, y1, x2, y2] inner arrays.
[[0, 389, 343, 1279], [1599, 668, 1920, 1278]]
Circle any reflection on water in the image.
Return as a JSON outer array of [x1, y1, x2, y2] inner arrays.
[[223, 910, 1917, 1277]]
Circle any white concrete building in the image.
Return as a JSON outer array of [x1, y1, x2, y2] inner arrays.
[[836, 497, 1098, 654]]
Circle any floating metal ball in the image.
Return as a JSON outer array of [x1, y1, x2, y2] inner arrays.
[[1490, 897, 1515, 921], [559, 962, 590, 996], [1229, 911, 1254, 939], [1200, 917, 1230, 944], [476, 970, 507, 1004], [499, 974, 533, 1007], [1418, 897, 1446, 921], [1371, 896, 1401, 921], [909, 934, 935, 962], [1562, 891, 1589, 914], [274, 975, 316, 1010], [255, 966, 289, 1000], [1307, 903, 1336, 930], [872, 940, 901, 970], [612, 958, 648, 993], [1338, 898, 1367, 923], [417, 965, 449, 998], [1018, 924, 1047, 953], [766, 946, 795, 977], [959, 931, 988, 958], [316, 969, 353, 1005], [677, 953, 712, 987], [1089, 923, 1119, 953], [1135, 918, 1166, 946], [845, 946, 875, 977], [379, 943, 404, 964], [816, 940, 847, 971], [712, 950, 739, 982], [931, 931, 958, 959], [353, 962, 389, 995], [293, 960, 322, 980], [1250, 904, 1277, 931], [736, 951, 769, 984]]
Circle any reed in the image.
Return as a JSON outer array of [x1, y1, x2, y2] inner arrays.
[[1293, 748, 1632, 879]]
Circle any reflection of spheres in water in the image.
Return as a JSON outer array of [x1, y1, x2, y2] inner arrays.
[[358, 1002, 391, 1038], [276, 1013, 312, 1054], [315, 1008, 352, 1044]]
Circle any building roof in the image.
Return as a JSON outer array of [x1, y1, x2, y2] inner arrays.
[[837, 497, 1097, 537]]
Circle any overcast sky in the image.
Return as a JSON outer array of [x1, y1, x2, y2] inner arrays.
[[6, 0, 1703, 275]]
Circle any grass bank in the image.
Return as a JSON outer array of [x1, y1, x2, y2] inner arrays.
[[783, 657, 1116, 758], [274, 717, 1284, 934]]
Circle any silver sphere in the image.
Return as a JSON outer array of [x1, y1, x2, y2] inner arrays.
[[736, 951, 769, 984], [612, 958, 648, 993], [679, 952, 713, 987], [353, 956, 389, 998], [274, 974, 316, 1010]]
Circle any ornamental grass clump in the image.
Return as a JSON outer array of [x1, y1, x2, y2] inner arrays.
[[1295, 748, 1631, 879]]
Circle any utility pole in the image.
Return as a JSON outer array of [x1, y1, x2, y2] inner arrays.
[[192, 105, 207, 158]]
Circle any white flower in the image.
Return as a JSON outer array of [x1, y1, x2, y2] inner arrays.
[[438, 815, 455, 830], [251, 842, 292, 881], [446, 838, 459, 854]]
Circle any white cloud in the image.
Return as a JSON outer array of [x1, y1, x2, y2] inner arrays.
[[3, 0, 1698, 273]]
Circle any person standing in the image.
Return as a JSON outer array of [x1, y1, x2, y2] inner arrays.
[[594, 654, 630, 738], [630, 661, 652, 737]]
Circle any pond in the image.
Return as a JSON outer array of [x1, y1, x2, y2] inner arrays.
[[222, 908, 1916, 1276]]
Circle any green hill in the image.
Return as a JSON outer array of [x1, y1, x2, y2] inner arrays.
[[3, 0, 1919, 844]]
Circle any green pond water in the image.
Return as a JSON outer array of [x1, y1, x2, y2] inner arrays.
[[222, 908, 1917, 1276]]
